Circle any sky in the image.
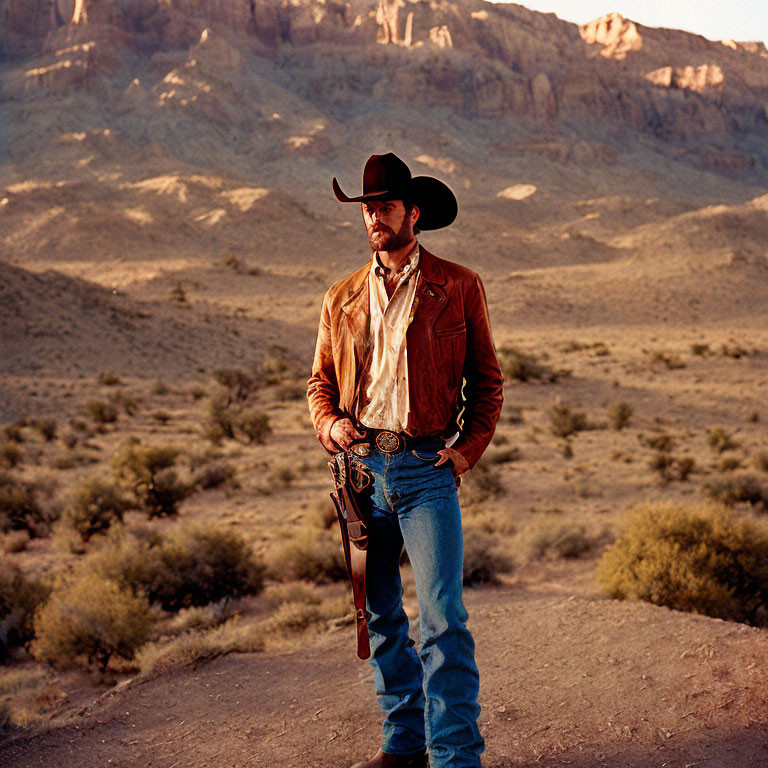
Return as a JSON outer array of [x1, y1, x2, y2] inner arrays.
[[510, 1, 768, 47]]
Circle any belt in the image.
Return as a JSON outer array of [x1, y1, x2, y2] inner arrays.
[[350, 428, 445, 457]]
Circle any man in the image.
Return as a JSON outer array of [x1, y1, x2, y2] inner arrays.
[[307, 153, 503, 768]]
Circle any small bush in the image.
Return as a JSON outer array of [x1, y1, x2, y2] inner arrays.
[[31, 573, 152, 674], [3, 424, 24, 443], [486, 447, 520, 465], [704, 475, 768, 508], [151, 380, 170, 396], [32, 420, 57, 441], [648, 350, 686, 370], [212, 369, 257, 404], [236, 409, 271, 444], [0, 473, 47, 537], [462, 462, 504, 504], [497, 346, 566, 383], [528, 519, 591, 560], [0, 563, 51, 661], [83, 400, 118, 425], [62, 479, 131, 542], [204, 393, 236, 443], [650, 453, 696, 483], [267, 530, 347, 583], [608, 402, 633, 431], [718, 454, 743, 472], [596, 501, 768, 626], [462, 528, 513, 585], [97, 373, 121, 386], [150, 524, 265, 611], [707, 427, 739, 454], [547, 404, 588, 438], [169, 282, 188, 304], [690, 343, 710, 356], [113, 443, 190, 517], [193, 461, 237, 490], [642, 433, 675, 452], [0, 443, 22, 469], [754, 452, 768, 473], [83, 524, 265, 612]]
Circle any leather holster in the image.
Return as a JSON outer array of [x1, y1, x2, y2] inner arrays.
[[328, 451, 373, 659]]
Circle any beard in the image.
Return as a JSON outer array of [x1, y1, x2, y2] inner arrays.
[[367, 218, 414, 252]]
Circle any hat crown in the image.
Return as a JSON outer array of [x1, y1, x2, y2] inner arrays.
[[362, 153, 411, 196]]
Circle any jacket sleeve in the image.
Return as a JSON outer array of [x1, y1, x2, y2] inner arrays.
[[451, 273, 504, 469], [307, 288, 345, 453]]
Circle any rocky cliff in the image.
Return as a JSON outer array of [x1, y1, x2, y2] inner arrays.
[[1, 0, 767, 178]]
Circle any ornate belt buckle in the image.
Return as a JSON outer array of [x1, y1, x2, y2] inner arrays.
[[375, 430, 402, 454]]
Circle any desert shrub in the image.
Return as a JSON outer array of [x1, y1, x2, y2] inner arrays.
[[608, 401, 633, 431], [62, 479, 131, 542], [718, 454, 743, 472], [485, 446, 520, 465], [720, 342, 749, 359], [30, 573, 152, 674], [0, 473, 48, 537], [650, 453, 696, 483], [31, 420, 57, 441], [0, 443, 22, 469], [497, 346, 565, 383], [3, 530, 30, 552], [596, 501, 768, 626], [267, 530, 347, 583], [113, 443, 190, 517], [147, 525, 264, 611], [97, 372, 121, 386], [648, 350, 686, 369], [754, 452, 768, 473], [190, 386, 206, 401], [151, 380, 170, 395], [707, 427, 739, 454], [169, 282, 188, 304], [212, 369, 257, 404], [504, 406, 524, 424], [152, 410, 172, 424], [642, 433, 674, 452], [690, 343, 710, 356], [3, 424, 24, 443], [704, 475, 768, 508], [0, 563, 51, 662], [309, 496, 338, 529], [547, 404, 588, 438], [462, 462, 504, 504], [236, 409, 271, 444], [462, 528, 513, 585], [83, 400, 118, 425], [275, 384, 305, 402], [193, 461, 236, 490], [528, 519, 591, 560], [749, 411, 760, 424], [204, 393, 236, 443], [83, 524, 264, 612]]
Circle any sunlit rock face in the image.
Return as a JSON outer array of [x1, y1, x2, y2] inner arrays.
[[1, 0, 768, 173]]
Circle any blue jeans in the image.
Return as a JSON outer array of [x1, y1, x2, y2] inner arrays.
[[348, 440, 484, 768]]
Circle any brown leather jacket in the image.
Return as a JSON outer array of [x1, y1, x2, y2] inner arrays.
[[307, 245, 503, 469]]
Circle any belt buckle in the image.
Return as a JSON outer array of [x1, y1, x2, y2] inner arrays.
[[375, 430, 402, 455]]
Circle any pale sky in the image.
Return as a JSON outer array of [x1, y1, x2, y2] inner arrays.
[[507, 1, 768, 46]]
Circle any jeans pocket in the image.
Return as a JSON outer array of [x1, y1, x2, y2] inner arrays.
[[411, 449, 441, 463]]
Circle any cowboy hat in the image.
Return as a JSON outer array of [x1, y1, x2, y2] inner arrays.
[[332, 152, 458, 231]]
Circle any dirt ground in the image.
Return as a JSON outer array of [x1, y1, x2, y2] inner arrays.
[[3, 562, 768, 768]]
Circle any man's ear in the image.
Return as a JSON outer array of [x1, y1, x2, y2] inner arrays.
[[409, 204, 420, 226]]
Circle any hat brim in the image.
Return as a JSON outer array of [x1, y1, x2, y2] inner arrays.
[[332, 176, 457, 231]]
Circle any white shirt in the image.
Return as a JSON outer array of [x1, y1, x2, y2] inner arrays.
[[358, 245, 420, 432]]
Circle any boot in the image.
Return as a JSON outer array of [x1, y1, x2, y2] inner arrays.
[[350, 747, 428, 768]]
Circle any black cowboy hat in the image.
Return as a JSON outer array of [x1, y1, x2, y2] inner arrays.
[[332, 152, 458, 231]]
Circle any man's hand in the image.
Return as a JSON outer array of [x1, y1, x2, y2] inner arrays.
[[435, 447, 469, 477], [330, 418, 365, 450]]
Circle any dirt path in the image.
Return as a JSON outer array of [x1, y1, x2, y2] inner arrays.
[[3, 581, 768, 768]]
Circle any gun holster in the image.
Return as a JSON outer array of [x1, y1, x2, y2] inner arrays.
[[328, 450, 373, 660]]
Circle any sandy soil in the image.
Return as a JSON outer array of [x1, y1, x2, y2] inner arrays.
[[3, 563, 768, 768]]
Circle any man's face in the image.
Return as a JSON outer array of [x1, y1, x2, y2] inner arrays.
[[362, 199, 418, 252]]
